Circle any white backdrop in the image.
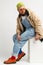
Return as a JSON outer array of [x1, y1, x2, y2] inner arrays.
[[0, 0, 43, 63]]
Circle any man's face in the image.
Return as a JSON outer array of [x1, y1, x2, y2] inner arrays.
[[18, 6, 26, 14]]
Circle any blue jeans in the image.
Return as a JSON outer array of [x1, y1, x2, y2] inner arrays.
[[12, 28, 35, 57]]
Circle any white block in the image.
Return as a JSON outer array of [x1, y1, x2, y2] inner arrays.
[[28, 38, 43, 63]]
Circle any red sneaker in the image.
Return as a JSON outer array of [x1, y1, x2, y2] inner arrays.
[[16, 52, 26, 61], [4, 56, 16, 64]]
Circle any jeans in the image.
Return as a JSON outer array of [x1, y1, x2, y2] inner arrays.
[[12, 28, 35, 57]]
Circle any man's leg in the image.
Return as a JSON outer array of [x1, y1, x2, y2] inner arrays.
[[4, 28, 35, 64], [13, 34, 23, 54], [4, 34, 23, 64], [12, 28, 35, 59], [13, 34, 26, 61]]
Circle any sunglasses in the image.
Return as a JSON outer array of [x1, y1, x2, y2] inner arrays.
[[20, 8, 25, 11]]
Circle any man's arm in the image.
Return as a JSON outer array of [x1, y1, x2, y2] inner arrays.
[[29, 9, 42, 36], [16, 17, 21, 41], [16, 17, 21, 35]]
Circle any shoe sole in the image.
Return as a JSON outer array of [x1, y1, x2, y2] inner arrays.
[[4, 62, 16, 64]]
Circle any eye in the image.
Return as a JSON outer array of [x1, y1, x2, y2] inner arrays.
[[23, 8, 25, 10]]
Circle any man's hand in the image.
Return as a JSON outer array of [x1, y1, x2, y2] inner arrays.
[[17, 34, 21, 41], [35, 34, 40, 40]]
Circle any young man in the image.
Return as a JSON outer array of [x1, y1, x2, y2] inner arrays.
[[4, 2, 43, 64]]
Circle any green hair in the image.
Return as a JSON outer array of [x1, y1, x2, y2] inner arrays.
[[16, 2, 25, 10]]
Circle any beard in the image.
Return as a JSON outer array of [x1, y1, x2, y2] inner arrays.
[[19, 9, 29, 17]]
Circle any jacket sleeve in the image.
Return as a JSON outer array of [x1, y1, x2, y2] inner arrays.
[[29, 9, 42, 35], [16, 17, 21, 34]]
